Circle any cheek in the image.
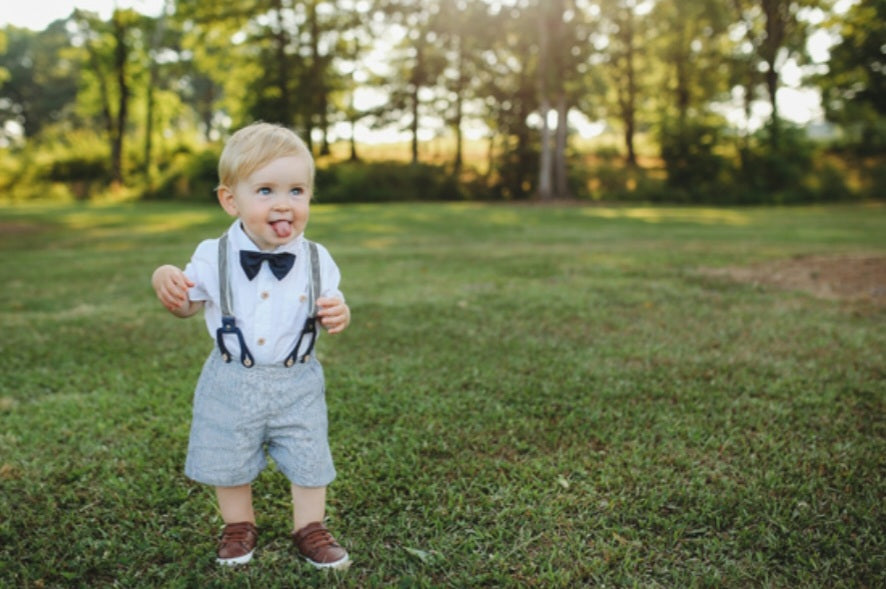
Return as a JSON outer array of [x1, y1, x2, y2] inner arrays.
[[297, 204, 310, 224]]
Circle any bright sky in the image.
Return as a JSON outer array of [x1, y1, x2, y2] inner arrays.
[[0, 0, 167, 29]]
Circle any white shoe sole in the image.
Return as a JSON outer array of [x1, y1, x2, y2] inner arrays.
[[305, 554, 351, 570], [217, 549, 255, 566]]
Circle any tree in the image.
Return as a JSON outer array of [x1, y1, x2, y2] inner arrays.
[[478, 1, 539, 198], [651, 0, 731, 131], [144, 1, 172, 182], [176, 0, 303, 135], [71, 8, 145, 186], [651, 0, 733, 195], [598, 0, 650, 167], [430, 0, 492, 175], [731, 0, 828, 148], [372, 0, 448, 164], [818, 0, 886, 151], [299, 1, 364, 155], [0, 23, 81, 141], [535, 0, 601, 199]]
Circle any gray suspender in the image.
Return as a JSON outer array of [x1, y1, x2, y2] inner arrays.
[[306, 241, 320, 318], [284, 241, 322, 367], [215, 231, 321, 368], [218, 233, 234, 318]]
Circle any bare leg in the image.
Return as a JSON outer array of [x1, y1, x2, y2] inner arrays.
[[291, 484, 326, 531], [216, 484, 255, 524]]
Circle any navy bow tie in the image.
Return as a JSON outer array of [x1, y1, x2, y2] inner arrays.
[[239, 250, 296, 280]]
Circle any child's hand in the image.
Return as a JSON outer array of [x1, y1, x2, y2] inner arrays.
[[152, 265, 198, 316], [316, 297, 350, 334]]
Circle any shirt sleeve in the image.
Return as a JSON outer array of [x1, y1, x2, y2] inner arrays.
[[183, 238, 218, 303], [316, 243, 344, 301]]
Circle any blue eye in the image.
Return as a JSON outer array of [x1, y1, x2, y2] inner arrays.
[[258, 187, 272, 196]]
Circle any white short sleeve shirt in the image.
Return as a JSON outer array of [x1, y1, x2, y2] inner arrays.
[[184, 220, 344, 365]]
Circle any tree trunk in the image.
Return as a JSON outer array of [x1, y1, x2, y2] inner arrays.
[[765, 61, 780, 148], [349, 123, 359, 162], [84, 42, 114, 183], [675, 20, 689, 133], [452, 39, 464, 176], [538, 97, 553, 200], [410, 86, 420, 164], [144, 2, 168, 185], [536, 6, 552, 200], [554, 92, 569, 198], [485, 134, 494, 181], [320, 94, 331, 156], [111, 11, 129, 187], [271, 0, 293, 132], [761, 0, 786, 148], [410, 43, 423, 165], [454, 92, 463, 175], [623, 9, 638, 167]]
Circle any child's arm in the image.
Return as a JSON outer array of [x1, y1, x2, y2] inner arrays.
[[152, 265, 204, 318], [316, 297, 350, 334]]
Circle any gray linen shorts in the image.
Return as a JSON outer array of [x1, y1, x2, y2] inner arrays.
[[185, 351, 336, 488]]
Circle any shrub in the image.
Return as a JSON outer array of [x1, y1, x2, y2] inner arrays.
[[316, 161, 465, 203], [735, 124, 817, 204], [144, 148, 220, 202], [659, 122, 732, 202]]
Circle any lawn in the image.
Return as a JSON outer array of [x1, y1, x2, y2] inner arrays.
[[0, 201, 884, 587]]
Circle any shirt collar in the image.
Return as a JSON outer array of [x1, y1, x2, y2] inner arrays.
[[228, 219, 303, 255]]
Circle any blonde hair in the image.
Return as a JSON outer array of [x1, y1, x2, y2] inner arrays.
[[217, 122, 315, 191]]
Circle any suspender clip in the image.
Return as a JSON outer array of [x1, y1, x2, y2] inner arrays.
[[216, 316, 255, 368]]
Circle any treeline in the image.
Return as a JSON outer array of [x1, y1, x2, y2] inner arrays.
[[0, 0, 884, 204]]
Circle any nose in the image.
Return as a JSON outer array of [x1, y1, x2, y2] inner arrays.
[[271, 196, 291, 208]]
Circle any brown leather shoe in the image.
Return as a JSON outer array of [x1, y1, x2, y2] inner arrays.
[[292, 522, 350, 569], [216, 521, 258, 566]]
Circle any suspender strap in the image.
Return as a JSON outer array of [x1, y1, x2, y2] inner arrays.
[[215, 232, 254, 368], [284, 241, 322, 367], [307, 241, 321, 316]]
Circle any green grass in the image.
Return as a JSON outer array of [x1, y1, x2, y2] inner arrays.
[[1, 201, 884, 587]]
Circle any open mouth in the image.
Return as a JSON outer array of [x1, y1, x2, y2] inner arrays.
[[270, 219, 293, 238]]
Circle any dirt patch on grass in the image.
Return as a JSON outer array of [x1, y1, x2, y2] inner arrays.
[[701, 254, 886, 304], [0, 222, 40, 234]]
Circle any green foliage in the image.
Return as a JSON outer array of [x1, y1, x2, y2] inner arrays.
[[818, 0, 886, 126], [316, 161, 465, 203], [47, 155, 109, 201], [660, 121, 731, 202], [0, 22, 80, 140], [0, 202, 884, 586], [47, 155, 108, 183], [148, 147, 221, 202], [736, 125, 825, 204]]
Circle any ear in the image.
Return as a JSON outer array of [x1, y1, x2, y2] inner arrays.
[[217, 186, 239, 217]]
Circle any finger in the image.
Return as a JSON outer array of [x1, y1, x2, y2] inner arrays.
[[322, 312, 349, 332], [317, 305, 342, 317], [173, 274, 194, 290], [325, 320, 346, 334], [161, 285, 188, 307], [316, 297, 343, 310]]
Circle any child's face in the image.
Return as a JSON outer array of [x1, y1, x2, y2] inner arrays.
[[217, 155, 312, 251]]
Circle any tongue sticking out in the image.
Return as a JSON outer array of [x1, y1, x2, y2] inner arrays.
[[271, 220, 293, 238]]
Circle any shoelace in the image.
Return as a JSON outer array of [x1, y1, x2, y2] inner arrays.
[[300, 526, 339, 551], [220, 523, 255, 547]]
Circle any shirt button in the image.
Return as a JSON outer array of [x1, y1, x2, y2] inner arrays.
[[257, 338, 266, 346], [261, 291, 270, 300], [299, 294, 307, 303]]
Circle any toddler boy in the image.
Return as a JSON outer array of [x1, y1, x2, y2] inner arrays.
[[152, 122, 351, 569]]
